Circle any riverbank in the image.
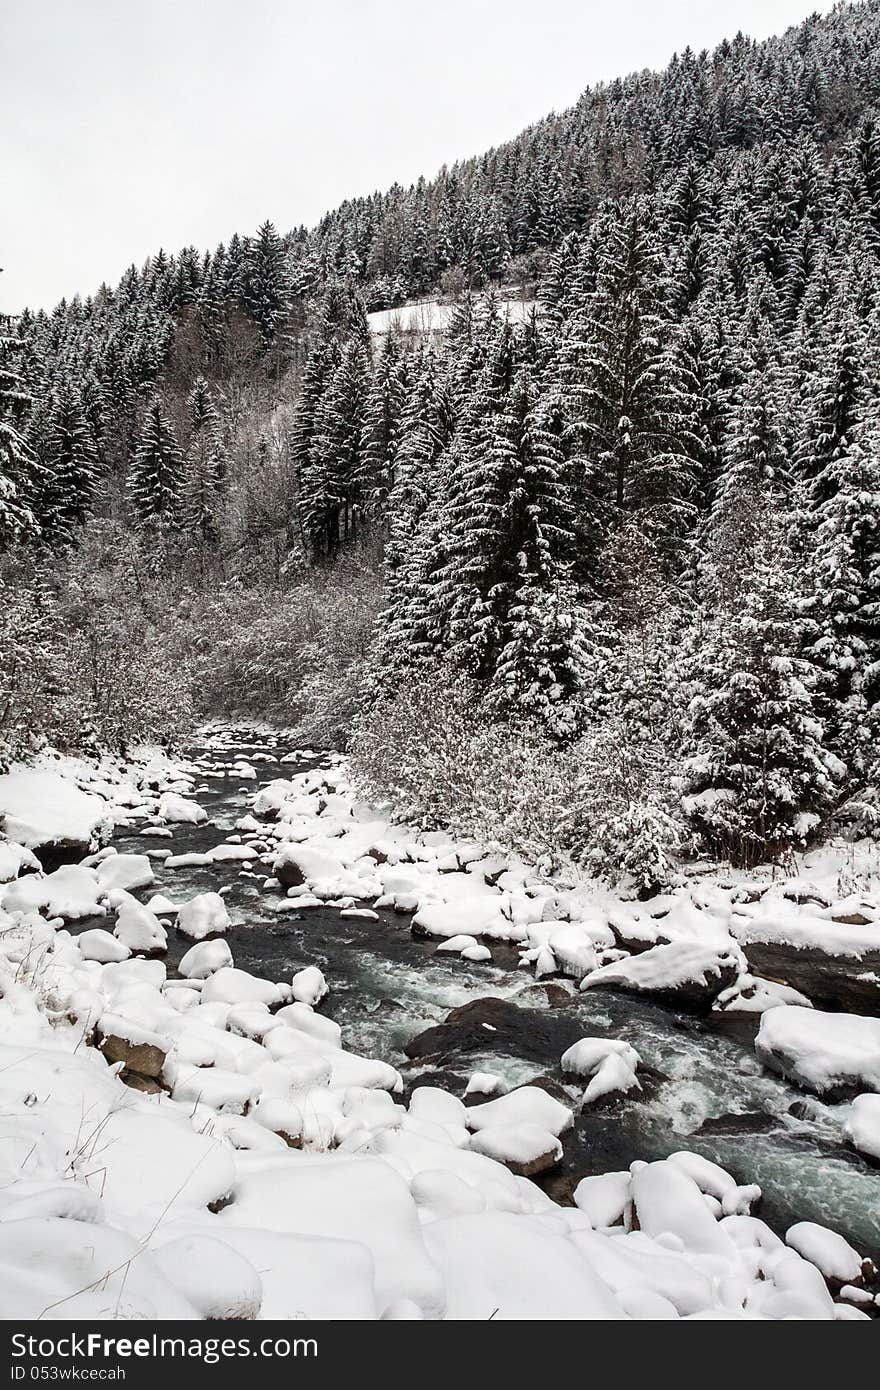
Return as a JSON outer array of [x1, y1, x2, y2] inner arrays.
[[0, 727, 877, 1319]]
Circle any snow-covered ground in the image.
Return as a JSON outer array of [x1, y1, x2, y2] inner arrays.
[[0, 732, 877, 1320], [367, 296, 537, 337]]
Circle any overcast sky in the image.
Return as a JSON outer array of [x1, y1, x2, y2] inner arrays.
[[1, 0, 836, 313]]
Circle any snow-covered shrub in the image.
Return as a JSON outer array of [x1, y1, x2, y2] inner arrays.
[[0, 573, 70, 768], [190, 550, 382, 743], [351, 672, 682, 889]]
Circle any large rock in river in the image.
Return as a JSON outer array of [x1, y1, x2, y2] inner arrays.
[[579, 940, 741, 1009], [404, 996, 585, 1066], [755, 1005, 880, 1099]]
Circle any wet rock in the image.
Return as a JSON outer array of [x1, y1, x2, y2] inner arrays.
[[404, 996, 585, 1066], [515, 983, 575, 1008], [695, 1111, 780, 1137], [401, 1070, 469, 1104], [740, 941, 880, 1015]]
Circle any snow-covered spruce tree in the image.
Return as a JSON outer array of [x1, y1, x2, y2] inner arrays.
[[361, 330, 408, 521], [299, 337, 370, 558], [241, 220, 291, 350], [795, 302, 866, 501], [38, 381, 100, 546], [182, 375, 225, 546], [488, 378, 588, 738], [0, 320, 37, 546], [803, 410, 880, 789], [128, 396, 185, 532], [554, 200, 698, 560], [682, 501, 840, 867]]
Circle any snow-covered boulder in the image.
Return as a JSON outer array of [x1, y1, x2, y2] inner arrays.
[[468, 1123, 563, 1176], [111, 892, 167, 956], [95, 852, 154, 894], [0, 766, 110, 854], [1, 864, 103, 920], [157, 793, 207, 825], [97, 1015, 168, 1078], [755, 1006, 880, 1097], [176, 891, 231, 942], [201, 967, 288, 1008], [785, 1222, 863, 1286], [0, 840, 41, 883], [217, 1155, 445, 1318], [844, 1093, 880, 1163], [152, 1235, 262, 1319], [290, 965, 328, 1006], [465, 1086, 573, 1139], [77, 928, 130, 964], [252, 780, 298, 817], [423, 1211, 625, 1320], [0, 1219, 198, 1319], [580, 940, 741, 1008], [178, 937, 234, 979]]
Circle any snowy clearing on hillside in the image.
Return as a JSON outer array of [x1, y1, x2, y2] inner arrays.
[[367, 296, 537, 336]]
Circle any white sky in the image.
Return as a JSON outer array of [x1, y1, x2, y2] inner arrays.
[[1, 0, 836, 313]]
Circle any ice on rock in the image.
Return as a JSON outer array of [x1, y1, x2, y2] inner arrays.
[[178, 937, 234, 979], [845, 1093, 880, 1161], [785, 1222, 864, 1285], [291, 964, 328, 1006], [218, 1155, 446, 1318], [95, 852, 154, 893], [176, 891, 231, 941], [152, 1234, 262, 1319], [465, 1086, 574, 1139], [434, 935, 478, 953], [157, 792, 208, 825], [77, 928, 131, 964], [756, 1005, 880, 1095], [461, 944, 492, 962], [538, 922, 602, 979]]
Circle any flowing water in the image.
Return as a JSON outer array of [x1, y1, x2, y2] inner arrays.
[[93, 730, 880, 1259]]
